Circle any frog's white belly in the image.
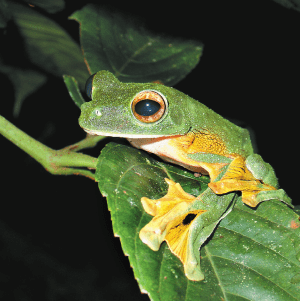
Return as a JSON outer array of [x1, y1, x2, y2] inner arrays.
[[128, 137, 209, 174]]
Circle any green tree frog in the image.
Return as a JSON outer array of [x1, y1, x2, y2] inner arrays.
[[79, 70, 292, 281]]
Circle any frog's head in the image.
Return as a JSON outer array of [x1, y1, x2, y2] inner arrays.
[[79, 70, 193, 138]]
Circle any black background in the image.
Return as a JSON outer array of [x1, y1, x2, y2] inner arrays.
[[0, 0, 298, 300]]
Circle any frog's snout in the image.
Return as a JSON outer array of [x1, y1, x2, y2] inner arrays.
[[78, 102, 90, 129]]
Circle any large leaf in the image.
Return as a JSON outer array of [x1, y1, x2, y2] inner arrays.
[[272, 0, 300, 12], [21, 0, 65, 13], [70, 4, 203, 86], [0, 60, 47, 116], [96, 142, 300, 301], [0, 0, 11, 28], [10, 2, 89, 88]]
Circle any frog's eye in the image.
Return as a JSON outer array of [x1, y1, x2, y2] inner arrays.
[[132, 90, 167, 123], [85, 73, 96, 99]]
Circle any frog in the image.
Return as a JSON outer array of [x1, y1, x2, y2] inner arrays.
[[79, 70, 292, 281]]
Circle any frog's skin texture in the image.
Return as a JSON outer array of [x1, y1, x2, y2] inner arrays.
[[79, 71, 292, 281]]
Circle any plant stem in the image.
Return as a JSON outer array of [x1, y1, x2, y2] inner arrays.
[[0, 115, 99, 179], [64, 134, 105, 152]]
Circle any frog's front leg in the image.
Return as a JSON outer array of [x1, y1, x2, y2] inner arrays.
[[208, 154, 292, 207]]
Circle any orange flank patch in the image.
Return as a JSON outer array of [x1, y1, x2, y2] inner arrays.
[[172, 131, 228, 156], [167, 132, 233, 180], [129, 131, 232, 180]]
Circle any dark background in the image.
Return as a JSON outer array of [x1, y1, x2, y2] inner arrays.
[[0, 0, 298, 300]]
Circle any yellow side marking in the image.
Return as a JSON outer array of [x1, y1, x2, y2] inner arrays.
[[170, 131, 228, 156]]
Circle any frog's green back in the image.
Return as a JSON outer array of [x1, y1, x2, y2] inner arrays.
[[184, 98, 253, 157]]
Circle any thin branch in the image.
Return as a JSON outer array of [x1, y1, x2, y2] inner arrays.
[[0, 115, 98, 179]]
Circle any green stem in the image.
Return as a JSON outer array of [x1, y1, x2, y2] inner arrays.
[[0, 115, 99, 179], [63, 134, 105, 152]]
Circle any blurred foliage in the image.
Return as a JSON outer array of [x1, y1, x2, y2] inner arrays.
[[272, 0, 300, 12]]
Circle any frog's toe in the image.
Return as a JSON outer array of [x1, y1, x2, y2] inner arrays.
[[256, 189, 293, 207], [241, 189, 292, 207]]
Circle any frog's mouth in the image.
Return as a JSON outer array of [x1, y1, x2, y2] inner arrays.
[[81, 127, 172, 139]]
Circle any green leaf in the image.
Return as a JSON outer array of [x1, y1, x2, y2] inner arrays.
[[70, 4, 203, 86], [10, 2, 89, 88], [0, 0, 11, 28], [21, 0, 65, 14], [272, 0, 300, 12], [11, 69, 47, 117], [96, 142, 300, 301], [63, 75, 85, 108], [0, 63, 47, 117]]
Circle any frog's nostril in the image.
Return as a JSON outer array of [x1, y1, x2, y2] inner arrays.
[[95, 109, 101, 116]]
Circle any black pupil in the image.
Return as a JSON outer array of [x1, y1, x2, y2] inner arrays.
[[135, 99, 161, 116], [85, 74, 96, 99], [182, 213, 197, 225]]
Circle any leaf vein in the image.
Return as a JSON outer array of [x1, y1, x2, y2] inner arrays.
[[205, 246, 229, 301], [205, 253, 298, 301]]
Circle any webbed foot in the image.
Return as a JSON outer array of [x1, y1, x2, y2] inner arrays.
[[208, 155, 292, 207], [139, 178, 236, 281]]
